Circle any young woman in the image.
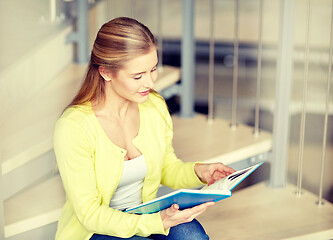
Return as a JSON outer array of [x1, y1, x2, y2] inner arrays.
[[54, 17, 235, 240]]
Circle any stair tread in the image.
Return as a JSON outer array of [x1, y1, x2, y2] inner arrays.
[[172, 114, 272, 164], [198, 182, 333, 240], [0, 64, 86, 174], [4, 174, 65, 238], [154, 66, 180, 92]]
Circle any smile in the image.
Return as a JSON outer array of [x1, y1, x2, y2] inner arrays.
[[138, 90, 150, 96]]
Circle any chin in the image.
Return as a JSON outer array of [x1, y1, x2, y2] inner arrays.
[[132, 95, 149, 103], [138, 96, 150, 103]]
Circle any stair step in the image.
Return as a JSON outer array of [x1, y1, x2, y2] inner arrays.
[[2, 150, 56, 201], [154, 66, 180, 92], [283, 229, 333, 240], [4, 175, 65, 238], [195, 63, 333, 116], [0, 25, 73, 124], [0, 64, 86, 177], [172, 114, 272, 164], [198, 182, 333, 240]]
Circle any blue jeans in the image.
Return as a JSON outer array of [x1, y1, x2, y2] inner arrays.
[[89, 219, 209, 240]]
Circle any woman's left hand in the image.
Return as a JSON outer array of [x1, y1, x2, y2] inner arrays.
[[194, 162, 236, 186]]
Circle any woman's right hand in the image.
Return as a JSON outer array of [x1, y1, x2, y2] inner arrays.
[[160, 202, 215, 230]]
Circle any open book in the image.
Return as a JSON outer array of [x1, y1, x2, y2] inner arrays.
[[124, 162, 263, 214]]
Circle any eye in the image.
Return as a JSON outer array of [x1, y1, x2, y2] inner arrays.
[[151, 67, 157, 72], [133, 74, 142, 80]]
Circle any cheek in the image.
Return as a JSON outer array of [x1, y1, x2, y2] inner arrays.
[[124, 82, 139, 92], [152, 71, 158, 82], [115, 79, 137, 94]]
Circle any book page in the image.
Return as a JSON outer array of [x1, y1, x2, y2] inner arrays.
[[201, 162, 263, 191], [224, 167, 254, 190], [201, 177, 228, 191]]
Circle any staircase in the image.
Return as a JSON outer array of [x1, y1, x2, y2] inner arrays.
[[1, 1, 333, 239], [0, 9, 271, 237]]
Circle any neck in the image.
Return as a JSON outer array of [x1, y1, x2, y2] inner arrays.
[[92, 85, 133, 120]]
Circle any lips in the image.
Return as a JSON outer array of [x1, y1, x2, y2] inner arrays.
[[139, 90, 150, 96]]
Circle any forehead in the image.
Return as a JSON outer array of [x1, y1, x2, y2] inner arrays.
[[123, 48, 158, 72]]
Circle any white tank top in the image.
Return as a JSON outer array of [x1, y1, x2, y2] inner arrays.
[[109, 155, 147, 210]]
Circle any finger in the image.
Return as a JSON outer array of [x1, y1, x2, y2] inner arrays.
[[189, 207, 209, 220], [222, 165, 236, 174], [202, 201, 215, 207], [214, 163, 226, 171], [188, 202, 215, 214], [212, 171, 225, 179], [214, 163, 235, 174], [207, 180, 214, 186], [202, 172, 213, 184], [208, 171, 226, 185], [171, 204, 179, 214], [166, 204, 179, 216], [184, 202, 215, 221]]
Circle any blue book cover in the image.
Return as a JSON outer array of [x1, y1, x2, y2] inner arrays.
[[125, 162, 263, 214]]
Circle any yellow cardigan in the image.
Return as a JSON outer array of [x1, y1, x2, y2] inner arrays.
[[54, 93, 204, 240]]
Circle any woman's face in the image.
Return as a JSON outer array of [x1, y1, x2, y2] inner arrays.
[[110, 47, 158, 103]]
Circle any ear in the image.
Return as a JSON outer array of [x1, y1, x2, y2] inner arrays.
[[98, 66, 112, 81]]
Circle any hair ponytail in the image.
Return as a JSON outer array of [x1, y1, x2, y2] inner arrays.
[[68, 17, 156, 108]]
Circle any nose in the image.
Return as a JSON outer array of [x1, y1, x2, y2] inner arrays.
[[144, 72, 155, 89]]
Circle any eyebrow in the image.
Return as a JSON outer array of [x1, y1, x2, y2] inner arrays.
[[130, 63, 158, 76]]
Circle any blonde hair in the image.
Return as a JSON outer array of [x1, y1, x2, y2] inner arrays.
[[69, 17, 156, 107]]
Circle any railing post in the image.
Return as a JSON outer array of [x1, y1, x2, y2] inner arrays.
[[180, 0, 195, 118], [269, 0, 294, 188], [66, 0, 89, 64], [0, 146, 5, 239]]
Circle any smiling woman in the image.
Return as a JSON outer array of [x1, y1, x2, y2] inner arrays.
[[68, 17, 157, 108], [98, 47, 158, 104], [53, 17, 235, 240]]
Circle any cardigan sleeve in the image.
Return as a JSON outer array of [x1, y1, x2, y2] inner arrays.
[[54, 116, 167, 238], [158, 103, 204, 189]]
